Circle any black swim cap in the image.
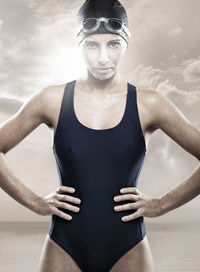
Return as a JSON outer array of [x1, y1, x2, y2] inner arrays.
[[76, 0, 130, 46]]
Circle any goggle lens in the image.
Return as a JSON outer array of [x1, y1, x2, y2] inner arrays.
[[108, 19, 122, 30], [83, 18, 97, 30]]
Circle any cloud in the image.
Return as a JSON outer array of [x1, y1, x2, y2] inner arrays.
[[130, 0, 165, 40], [0, 19, 3, 28], [0, 97, 22, 118], [127, 64, 166, 90], [156, 79, 200, 105], [169, 54, 179, 60], [126, 63, 200, 106], [168, 25, 183, 37], [23, 0, 79, 20], [0, 0, 84, 101], [183, 59, 200, 83]]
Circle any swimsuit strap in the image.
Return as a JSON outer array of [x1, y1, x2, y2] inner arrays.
[[53, 79, 146, 151], [63, 79, 136, 130]]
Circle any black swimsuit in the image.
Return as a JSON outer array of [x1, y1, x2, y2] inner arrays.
[[48, 80, 147, 272]]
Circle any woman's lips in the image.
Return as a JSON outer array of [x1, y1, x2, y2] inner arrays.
[[96, 67, 112, 72], [96, 67, 112, 70]]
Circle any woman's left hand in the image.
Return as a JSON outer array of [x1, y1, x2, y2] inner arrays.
[[113, 187, 163, 222]]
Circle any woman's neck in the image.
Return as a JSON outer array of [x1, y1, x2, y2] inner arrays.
[[78, 70, 124, 95]]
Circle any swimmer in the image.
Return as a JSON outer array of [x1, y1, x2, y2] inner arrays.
[[0, 0, 200, 272]]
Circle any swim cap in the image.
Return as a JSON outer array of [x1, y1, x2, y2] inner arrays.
[[76, 0, 130, 46]]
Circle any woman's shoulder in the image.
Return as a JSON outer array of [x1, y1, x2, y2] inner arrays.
[[133, 84, 168, 110], [37, 82, 69, 128], [129, 83, 174, 128], [41, 80, 75, 104]]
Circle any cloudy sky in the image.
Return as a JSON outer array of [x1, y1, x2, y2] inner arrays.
[[0, 0, 199, 223]]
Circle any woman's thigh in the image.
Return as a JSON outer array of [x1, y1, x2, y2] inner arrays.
[[37, 234, 155, 272], [37, 234, 81, 272], [110, 235, 155, 272]]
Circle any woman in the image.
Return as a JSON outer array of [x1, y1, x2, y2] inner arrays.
[[0, 0, 199, 271]]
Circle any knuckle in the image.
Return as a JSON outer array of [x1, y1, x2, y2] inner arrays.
[[58, 211, 63, 217], [137, 195, 143, 201], [131, 194, 136, 201], [65, 203, 70, 209], [56, 186, 61, 192], [63, 195, 68, 202], [130, 203, 135, 209], [65, 203, 72, 210], [67, 195, 73, 202], [52, 194, 57, 199], [49, 198, 56, 204], [51, 206, 58, 214], [60, 202, 65, 208], [60, 195, 67, 200], [54, 199, 60, 206], [135, 188, 140, 194]]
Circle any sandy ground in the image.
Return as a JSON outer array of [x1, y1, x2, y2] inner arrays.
[[0, 221, 199, 272]]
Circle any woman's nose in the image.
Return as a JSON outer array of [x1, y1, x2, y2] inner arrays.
[[98, 46, 109, 65]]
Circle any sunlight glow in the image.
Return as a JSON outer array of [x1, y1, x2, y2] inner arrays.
[[47, 43, 86, 84]]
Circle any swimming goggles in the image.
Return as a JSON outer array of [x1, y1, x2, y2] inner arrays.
[[76, 17, 131, 38]]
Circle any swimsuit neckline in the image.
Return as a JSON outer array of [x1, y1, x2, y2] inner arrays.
[[72, 80, 130, 132]]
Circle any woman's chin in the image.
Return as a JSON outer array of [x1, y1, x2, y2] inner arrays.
[[92, 71, 115, 81]]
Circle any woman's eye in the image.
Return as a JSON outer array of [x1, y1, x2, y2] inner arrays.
[[86, 42, 97, 49], [109, 41, 120, 48]]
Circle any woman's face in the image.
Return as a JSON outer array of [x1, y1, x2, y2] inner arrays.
[[78, 33, 128, 80]]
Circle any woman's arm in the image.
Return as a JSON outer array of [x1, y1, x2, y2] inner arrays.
[[0, 86, 51, 213], [114, 90, 200, 221], [158, 164, 200, 215], [151, 91, 200, 215]]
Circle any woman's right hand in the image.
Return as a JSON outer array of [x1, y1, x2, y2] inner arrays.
[[36, 186, 81, 220]]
